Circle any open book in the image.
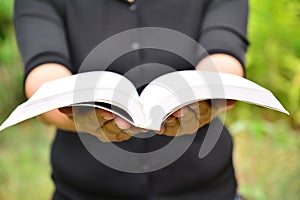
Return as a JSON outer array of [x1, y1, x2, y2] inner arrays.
[[0, 70, 289, 131]]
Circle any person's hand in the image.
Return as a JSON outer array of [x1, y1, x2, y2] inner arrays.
[[156, 100, 236, 137], [58, 107, 146, 142]]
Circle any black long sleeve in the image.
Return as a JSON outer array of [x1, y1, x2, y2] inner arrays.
[[199, 0, 249, 66], [14, 0, 73, 81]]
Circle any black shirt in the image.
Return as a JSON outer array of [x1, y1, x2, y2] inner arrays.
[[14, 0, 249, 199]]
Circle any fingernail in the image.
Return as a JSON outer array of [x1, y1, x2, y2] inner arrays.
[[173, 107, 187, 117], [166, 116, 175, 123], [98, 109, 114, 120], [103, 115, 114, 120], [188, 102, 199, 110], [179, 107, 188, 117], [115, 117, 131, 129]]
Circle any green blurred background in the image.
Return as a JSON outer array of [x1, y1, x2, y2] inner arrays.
[[0, 0, 299, 199]]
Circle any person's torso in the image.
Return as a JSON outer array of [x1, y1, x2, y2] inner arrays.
[[50, 1, 237, 199]]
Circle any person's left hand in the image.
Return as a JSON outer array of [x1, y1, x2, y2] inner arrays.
[[156, 100, 235, 137]]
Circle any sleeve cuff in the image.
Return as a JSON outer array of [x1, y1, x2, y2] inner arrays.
[[199, 28, 249, 70], [24, 52, 73, 83]]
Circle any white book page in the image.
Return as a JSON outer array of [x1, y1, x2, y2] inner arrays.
[[0, 71, 143, 131], [0, 70, 289, 132], [140, 71, 289, 130]]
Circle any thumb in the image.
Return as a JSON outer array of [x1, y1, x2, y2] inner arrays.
[[58, 107, 73, 116], [213, 99, 236, 110]]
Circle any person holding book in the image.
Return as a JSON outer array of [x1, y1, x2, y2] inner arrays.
[[14, 0, 249, 199]]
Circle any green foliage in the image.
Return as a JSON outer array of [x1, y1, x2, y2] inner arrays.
[[0, 120, 54, 200], [229, 1, 300, 198], [0, 0, 13, 41], [231, 119, 300, 200], [245, 0, 300, 127], [0, 0, 25, 123]]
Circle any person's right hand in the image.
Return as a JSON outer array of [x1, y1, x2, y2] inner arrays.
[[59, 107, 146, 142]]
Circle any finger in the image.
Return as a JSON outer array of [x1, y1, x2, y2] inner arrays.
[[187, 102, 199, 111], [190, 101, 210, 119], [98, 132, 119, 142], [212, 99, 236, 110], [96, 109, 115, 120], [156, 125, 165, 135], [172, 107, 188, 118], [117, 132, 132, 141], [186, 102, 201, 120], [99, 127, 132, 142], [114, 117, 132, 130], [198, 115, 212, 128], [102, 120, 122, 134], [199, 101, 211, 113], [70, 108, 100, 133], [58, 107, 73, 116], [95, 115, 107, 127], [124, 126, 144, 135], [101, 131, 120, 142], [165, 115, 178, 127], [226, 99, 237, 107], [163, 120, 181, 137], [95, 109, 115, 126], [131, 126, 148, 133], [185, 101, 213, 132], [197, 101, 213, 127], [95, 132, 111, 142], [178, 109, 199, 135], [210, 99, 236, 117], [99, 121, 132, 142]]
